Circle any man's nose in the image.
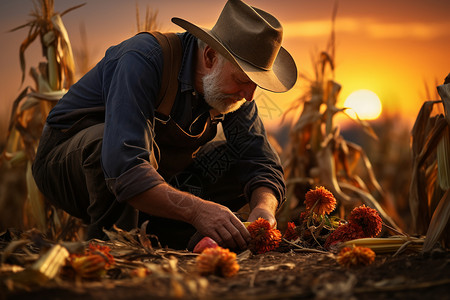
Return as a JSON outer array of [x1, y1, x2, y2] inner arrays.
[[241, 83, 257, 102]]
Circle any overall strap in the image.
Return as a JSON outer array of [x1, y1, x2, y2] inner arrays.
[[148, 31, 183, 116]]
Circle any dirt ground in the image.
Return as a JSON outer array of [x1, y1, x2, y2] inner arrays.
[[2, 244, 449, 300]]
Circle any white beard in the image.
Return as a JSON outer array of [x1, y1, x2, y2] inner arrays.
[[202, 63, 246, 114]]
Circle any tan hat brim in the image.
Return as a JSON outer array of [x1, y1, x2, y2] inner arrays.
[[172, 17, 297, 93]]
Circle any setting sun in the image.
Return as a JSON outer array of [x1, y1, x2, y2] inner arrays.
[[344, 89, 383, 120]]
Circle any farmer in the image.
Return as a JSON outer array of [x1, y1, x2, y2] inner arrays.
[[32, 0, 297, 250]]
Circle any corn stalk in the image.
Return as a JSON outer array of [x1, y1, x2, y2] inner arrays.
[[0, 0, 84, 239], [410, 74, 450, 251], [278, 3, 400, 233]]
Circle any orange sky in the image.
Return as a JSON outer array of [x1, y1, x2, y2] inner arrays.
[[1, 0, 449, 134]]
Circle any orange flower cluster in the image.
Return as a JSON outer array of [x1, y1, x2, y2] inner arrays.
[[304, 186, 337, 216], [324, 205, 383, 250], [348, 205, 382, 238], [283, 222, 299, 241], [196, 246, 239, 277], [324, 223, 365, 249], [85, 243, 115, 267], [247, 218, 282, 254], [337, 246, 376, 268], [66, 242, 115, 279]]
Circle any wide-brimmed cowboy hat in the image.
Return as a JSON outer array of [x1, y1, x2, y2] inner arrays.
[[172, 0, 297, 93]]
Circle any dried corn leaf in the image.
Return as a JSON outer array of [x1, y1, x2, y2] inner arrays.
[[5, 87, 31, 135], [1, 239, 31, 264], [5, 150, 28, 167], [437, 81, 450, 124], [103, 225, 141, 248], [344, 141, 385, 196], [60, 3, 86, 17], [410, 105, 447, 233], [18, 96, 40, 112], [316, 139, 354, 207], [17, 29, 40, 84], [138, 220, 154, 253], [437, 127, 450, 190], [51, 14, 75, 87], [339, 182, 401, 232], [411, 101, 440, 155], [422, 189, 450, 252], [342, 111, 379, 141], [28, 90, 66, 102], [25, 161, 46, 231], [0, 264, 24, 273]]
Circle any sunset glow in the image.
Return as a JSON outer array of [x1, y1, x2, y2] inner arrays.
[[0, 0, 449, 132], [344, 89, 382, 120]]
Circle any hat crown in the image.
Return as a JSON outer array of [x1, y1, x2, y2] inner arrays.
[[211, 0, 282, 70]]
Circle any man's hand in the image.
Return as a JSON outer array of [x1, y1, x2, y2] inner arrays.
[[128, 183, 251, 250], [247, 186, 279, 228], [190, 200, 251, 249]]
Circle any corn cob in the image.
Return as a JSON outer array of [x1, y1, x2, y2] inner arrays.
[[30, 244, 69, 282], [341, 236, 423, 254]]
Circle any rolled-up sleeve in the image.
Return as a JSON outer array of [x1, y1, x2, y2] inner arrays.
[[222, 101, 286, 207]]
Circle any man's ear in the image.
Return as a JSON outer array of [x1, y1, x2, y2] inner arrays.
[[203, 46, 217, 70]]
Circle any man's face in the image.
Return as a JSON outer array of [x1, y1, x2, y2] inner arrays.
[[202, 57, 257, 114]]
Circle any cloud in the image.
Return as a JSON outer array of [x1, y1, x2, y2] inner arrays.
[[365, 22, 447, 39], [283, 18, 450, 40], [283, 19, 353, 37]]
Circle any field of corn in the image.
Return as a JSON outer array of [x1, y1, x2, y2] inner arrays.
[[0, 1, 449, 299]]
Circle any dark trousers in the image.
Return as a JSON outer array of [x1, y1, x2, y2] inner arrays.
[[32, 123, 246, 249]]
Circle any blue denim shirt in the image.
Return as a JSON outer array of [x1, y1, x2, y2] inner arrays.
[[46, 32, 286, 205]]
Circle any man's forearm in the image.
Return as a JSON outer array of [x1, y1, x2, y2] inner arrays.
[[248, 186, 279, 226], [127, 182, 200, 224], [127, 182, 251, 249]]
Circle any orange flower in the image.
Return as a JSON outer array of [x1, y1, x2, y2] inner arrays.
[[66, 242, 115, 279], [304, 186, 336, 215], [70, 254, 109, 279], [196, 246, 239, 277], [86, 243, 114, 267], [324, 223, 365, 250], [337, 246, 375, 268], [283, 222, 298, 241], [348, 205, 382, 238], [247, 218, 282, 254]]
